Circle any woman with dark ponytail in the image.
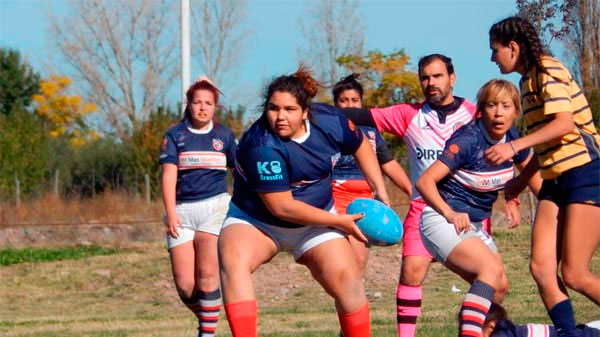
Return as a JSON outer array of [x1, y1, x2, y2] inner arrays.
[[486, 16, 600, 337], [218, 66, 389, 337]]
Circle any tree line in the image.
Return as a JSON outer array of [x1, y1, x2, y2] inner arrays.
[[1, 0, 597, 201]]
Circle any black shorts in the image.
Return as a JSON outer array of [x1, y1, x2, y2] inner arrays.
[[538, 159, 600, 207]]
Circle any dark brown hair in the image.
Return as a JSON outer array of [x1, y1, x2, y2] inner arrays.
[[261, 65, 322, 115], [332, 73, 363, 104], [489, 16, 551, 75]]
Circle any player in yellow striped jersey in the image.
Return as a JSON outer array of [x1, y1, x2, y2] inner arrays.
[[486, 16, 599, 337]]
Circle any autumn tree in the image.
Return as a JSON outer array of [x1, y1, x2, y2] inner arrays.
[[338, 50, 424, 162], [191, 0, 251, 88], [337, 50, 423, 108], [32, 75, 97, 147], [299, 0, 364, 88], [0, 48, 40, 116], [517, 0, 599, 129], [49, 0, 179, 140]]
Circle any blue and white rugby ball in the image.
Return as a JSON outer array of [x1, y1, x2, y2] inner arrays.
[[346, 198, 403, 246]]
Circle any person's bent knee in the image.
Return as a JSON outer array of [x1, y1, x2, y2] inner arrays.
[[480, 261, 505, 292], [561, 264, 588, 293], [400, 259, 428, 286]]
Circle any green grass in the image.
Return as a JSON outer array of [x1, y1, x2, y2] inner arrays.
[[0, 225, 598, 337], [0, 245, 122, 266]]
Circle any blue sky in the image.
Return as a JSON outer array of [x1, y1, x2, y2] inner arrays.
[[1, 0, 561, 115]]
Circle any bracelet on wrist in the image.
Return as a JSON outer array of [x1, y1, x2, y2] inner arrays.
[[509, 141, 518, 156]]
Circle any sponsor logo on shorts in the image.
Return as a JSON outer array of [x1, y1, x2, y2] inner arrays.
[[257, 161, 283, 181], [584, 200, 597, 205], [212, 138, 224, 151]]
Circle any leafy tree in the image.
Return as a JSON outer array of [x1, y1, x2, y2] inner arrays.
[[32, 75, 97, 147], [337, 50, 423, 108], [130, 105, 180, 197], [0, 48, 40, 116], [0, 110, 49, 198]]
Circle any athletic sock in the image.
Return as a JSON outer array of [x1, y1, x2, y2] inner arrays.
[[224, 300, 257, 337], [180, 289, 222, 337], [459, 280, 495, 337], [338, 302, 371, 337], [396, 284, 422, 337], [548, 299, 578, 337]]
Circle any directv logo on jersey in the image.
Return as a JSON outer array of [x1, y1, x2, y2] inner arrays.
[[416, 147, 443, 160], [257, 161, 283, 181]]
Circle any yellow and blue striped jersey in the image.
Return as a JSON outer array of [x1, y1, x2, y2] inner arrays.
[[520, 56, 600, 179]]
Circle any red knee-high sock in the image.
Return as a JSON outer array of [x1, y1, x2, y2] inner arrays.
[[224, 300, 257, 337], [338, 303, 371, 337], [396, 284, 422, 337]]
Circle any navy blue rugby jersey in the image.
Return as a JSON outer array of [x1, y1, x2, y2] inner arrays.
[[159, 119, 237, 202], [232, 103, 364, 228], [437, 119, 529, 222], [332, 125, 394, 180]]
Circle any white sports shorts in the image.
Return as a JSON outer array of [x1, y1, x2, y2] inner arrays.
[[222, 202, 346, 260], [419, 205, 497, 263], [165, 193, 231, 249]]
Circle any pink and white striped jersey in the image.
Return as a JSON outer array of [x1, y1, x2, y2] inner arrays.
[[370, 99, 476, 200]]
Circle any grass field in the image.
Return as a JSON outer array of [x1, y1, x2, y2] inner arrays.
[[1, 222, 598, 337]]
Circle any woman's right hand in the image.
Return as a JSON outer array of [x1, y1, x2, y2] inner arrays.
[[444, 211, 471, 235], [336, 213, 368, 243], [166, 213, 183, 239]]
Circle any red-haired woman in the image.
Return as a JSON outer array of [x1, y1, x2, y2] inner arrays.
[[160, 76, 237, 337]]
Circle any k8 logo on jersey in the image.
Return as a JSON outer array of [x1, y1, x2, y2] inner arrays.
[[257, 161, 283, 181]]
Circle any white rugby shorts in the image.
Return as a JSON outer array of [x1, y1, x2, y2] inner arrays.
[[419, 205, 497, 262], [165, 192, 231, 249], [222, 202, 346, 260]]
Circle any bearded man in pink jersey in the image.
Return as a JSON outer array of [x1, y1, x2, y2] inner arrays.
[[344, 54, 486, 337]]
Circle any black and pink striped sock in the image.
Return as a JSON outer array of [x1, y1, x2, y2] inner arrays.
[[396, 284, 422, 337]]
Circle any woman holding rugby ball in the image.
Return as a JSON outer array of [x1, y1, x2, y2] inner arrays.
[[217, 66, 389, 337], [416, 79, 541, 337]]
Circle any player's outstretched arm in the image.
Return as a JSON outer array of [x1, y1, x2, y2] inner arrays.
[[259, 191, 367, 242], [353, 137, 390, 205], [416, 160, 470, 234], [381, 160, 412, 198]]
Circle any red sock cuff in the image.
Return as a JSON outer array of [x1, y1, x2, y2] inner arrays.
[[338, 303, 371, 337], [225, 300, 257, 337]]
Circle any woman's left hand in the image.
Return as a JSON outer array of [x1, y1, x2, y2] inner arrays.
[[485, 143, 514, 165], [504, 200, 520, 229]]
